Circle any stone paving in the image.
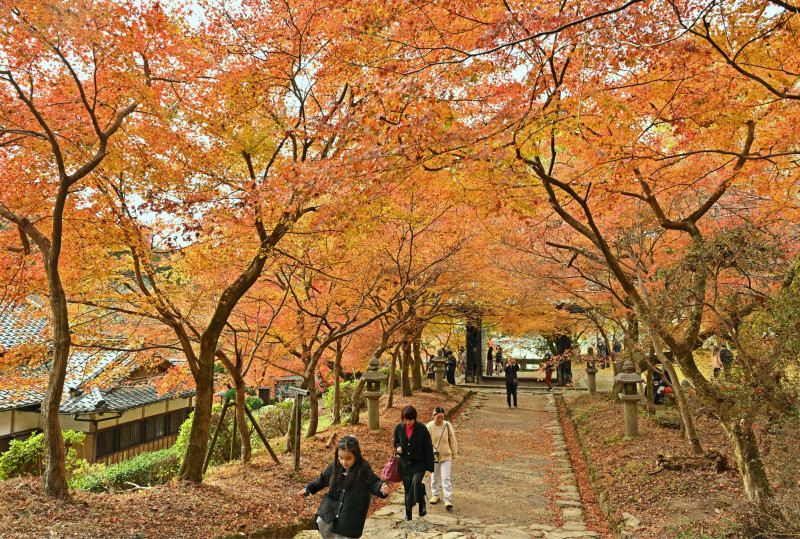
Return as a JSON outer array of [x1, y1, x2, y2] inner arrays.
[[295, 390, 600, 539]]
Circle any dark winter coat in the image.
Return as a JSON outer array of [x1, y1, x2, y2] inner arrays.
[[393, 421, 435, 476], [304, 462, 387, 538], [504, 363, 520, 385]]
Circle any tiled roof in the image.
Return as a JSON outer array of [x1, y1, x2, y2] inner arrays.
[[0, 303, 49, 351], [0, 304, 195, 415], [60, 379, 194, 415]]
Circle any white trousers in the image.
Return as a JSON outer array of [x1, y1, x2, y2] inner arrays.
[[431, 460, 453, 502], [316, 516, 346, 539]]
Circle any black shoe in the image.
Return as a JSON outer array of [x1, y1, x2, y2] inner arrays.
[[405, 509, 412, 521], [419, 500, 427, 517]]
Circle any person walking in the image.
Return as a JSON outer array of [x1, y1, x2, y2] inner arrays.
[[457, 346, 466, 377], [445, 350, 457, 385], [426, 406, 458, 511], [299, 435, 389, 539], [596, 339, 608, 368], [719, 343, 734, 371], [486, 345, 494, 375], [711, 345, 723, 378], [504, 357, 520, 407], [495, 345, 504, 374], [543, 353, 555, 391], [393, 405, 435, 521]]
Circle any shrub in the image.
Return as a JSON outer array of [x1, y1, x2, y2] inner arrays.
[[245, 397, 264, 410], [323, 380, 367, 418], [250, 399, 310, 445], [69, 447, 181, 492], [0, 430, 86, 480]]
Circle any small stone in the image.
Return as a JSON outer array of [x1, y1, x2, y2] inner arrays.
[[422, 514, 459, 526], [561, 508, 584, 520], [621, 512, 641, 528]]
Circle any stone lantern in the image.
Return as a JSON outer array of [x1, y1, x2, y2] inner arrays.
[[362, 356, 387, 430], [586, 358, 599, 395], [432, 349, 448, 392], [614, 359, 644, 438]]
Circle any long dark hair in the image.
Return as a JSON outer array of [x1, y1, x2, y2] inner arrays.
[[330, 435, 371, 490]]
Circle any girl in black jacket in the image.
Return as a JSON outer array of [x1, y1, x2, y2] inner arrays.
[[393, 405, 435, 521], [299, 435, 388, 538]]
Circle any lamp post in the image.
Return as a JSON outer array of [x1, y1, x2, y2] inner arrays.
[[586, 359, 599, 395], [614, 360, 644, 438], [362, 357, 387, 430], [432, 349, 448, 392]]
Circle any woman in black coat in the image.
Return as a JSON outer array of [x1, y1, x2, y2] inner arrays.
[[393, 405, 435, 521], [300, 435, 388, 538]]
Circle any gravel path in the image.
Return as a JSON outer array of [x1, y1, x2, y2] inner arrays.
[[297, 389, 604, 538]]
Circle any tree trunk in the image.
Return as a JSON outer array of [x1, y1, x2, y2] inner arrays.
[[659, 354, 704, 456], [411, 333, 423, 391], [41, 270, 70, 499], [644, 367, 655, 415], [401, 342, 412, 397], [179, 358, 215, 482], [306, 374, 319, 438], [332, 344, 343, 425], [233, 375, 251, 463], [348, 377, 367, 425], [722, 416, 783, 520], [386, 351, 397, 409], [285, 396, 299, 454]]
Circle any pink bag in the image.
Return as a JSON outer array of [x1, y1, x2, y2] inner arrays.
[[381, 452, 402, 483]]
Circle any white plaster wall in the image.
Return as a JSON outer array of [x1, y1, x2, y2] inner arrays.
[[142, 401, 167, 418], [58, 414, 92, 433], [14, 411, 40, 432], [0, 411, 12, 436]]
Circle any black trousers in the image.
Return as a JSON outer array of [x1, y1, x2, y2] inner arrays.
[[506, 383, 518, 407], [402, 470, 426, 510]]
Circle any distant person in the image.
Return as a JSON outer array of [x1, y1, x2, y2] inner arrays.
[[719, 343, 734, 371], [504, 357, 520, 407], [495, 346, 504, 374], [427, 406, 458, 510], [612, 338, 622, 355], [299, 435, 389, 538], [426, 355, 436, 387], [457, 346, 466, 376], [543, 353, 554, 391], [393, 406, 435, 521], [711, 345, 723, 378], [445, 350, 457, 385], [486, 345, 494, 375], [596, 339, 608, 368]]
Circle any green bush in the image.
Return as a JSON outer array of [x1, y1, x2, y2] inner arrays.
[[245, 397, 264, 410], [250, 399, 310, 445], [323, 380, 367, 418], [70, 448, 181, 492], [0, 430, 86, 480]]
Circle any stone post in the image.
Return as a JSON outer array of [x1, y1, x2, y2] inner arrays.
[[586, 360, 599, 395], [432, 350, 448, 392], [361, 357, 387, 430], [614, 360, 644, 438]]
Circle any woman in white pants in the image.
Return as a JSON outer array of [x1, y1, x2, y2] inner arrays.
[[426, 406, 458, 510]]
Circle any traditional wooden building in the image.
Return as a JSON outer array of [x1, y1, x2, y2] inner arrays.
[[0, 304, 194, 463]]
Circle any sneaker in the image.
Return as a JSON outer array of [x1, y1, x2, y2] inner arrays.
[[445, 501, 453, 510], [430, 496, 440, 504], [547, 387, 554, 392]]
